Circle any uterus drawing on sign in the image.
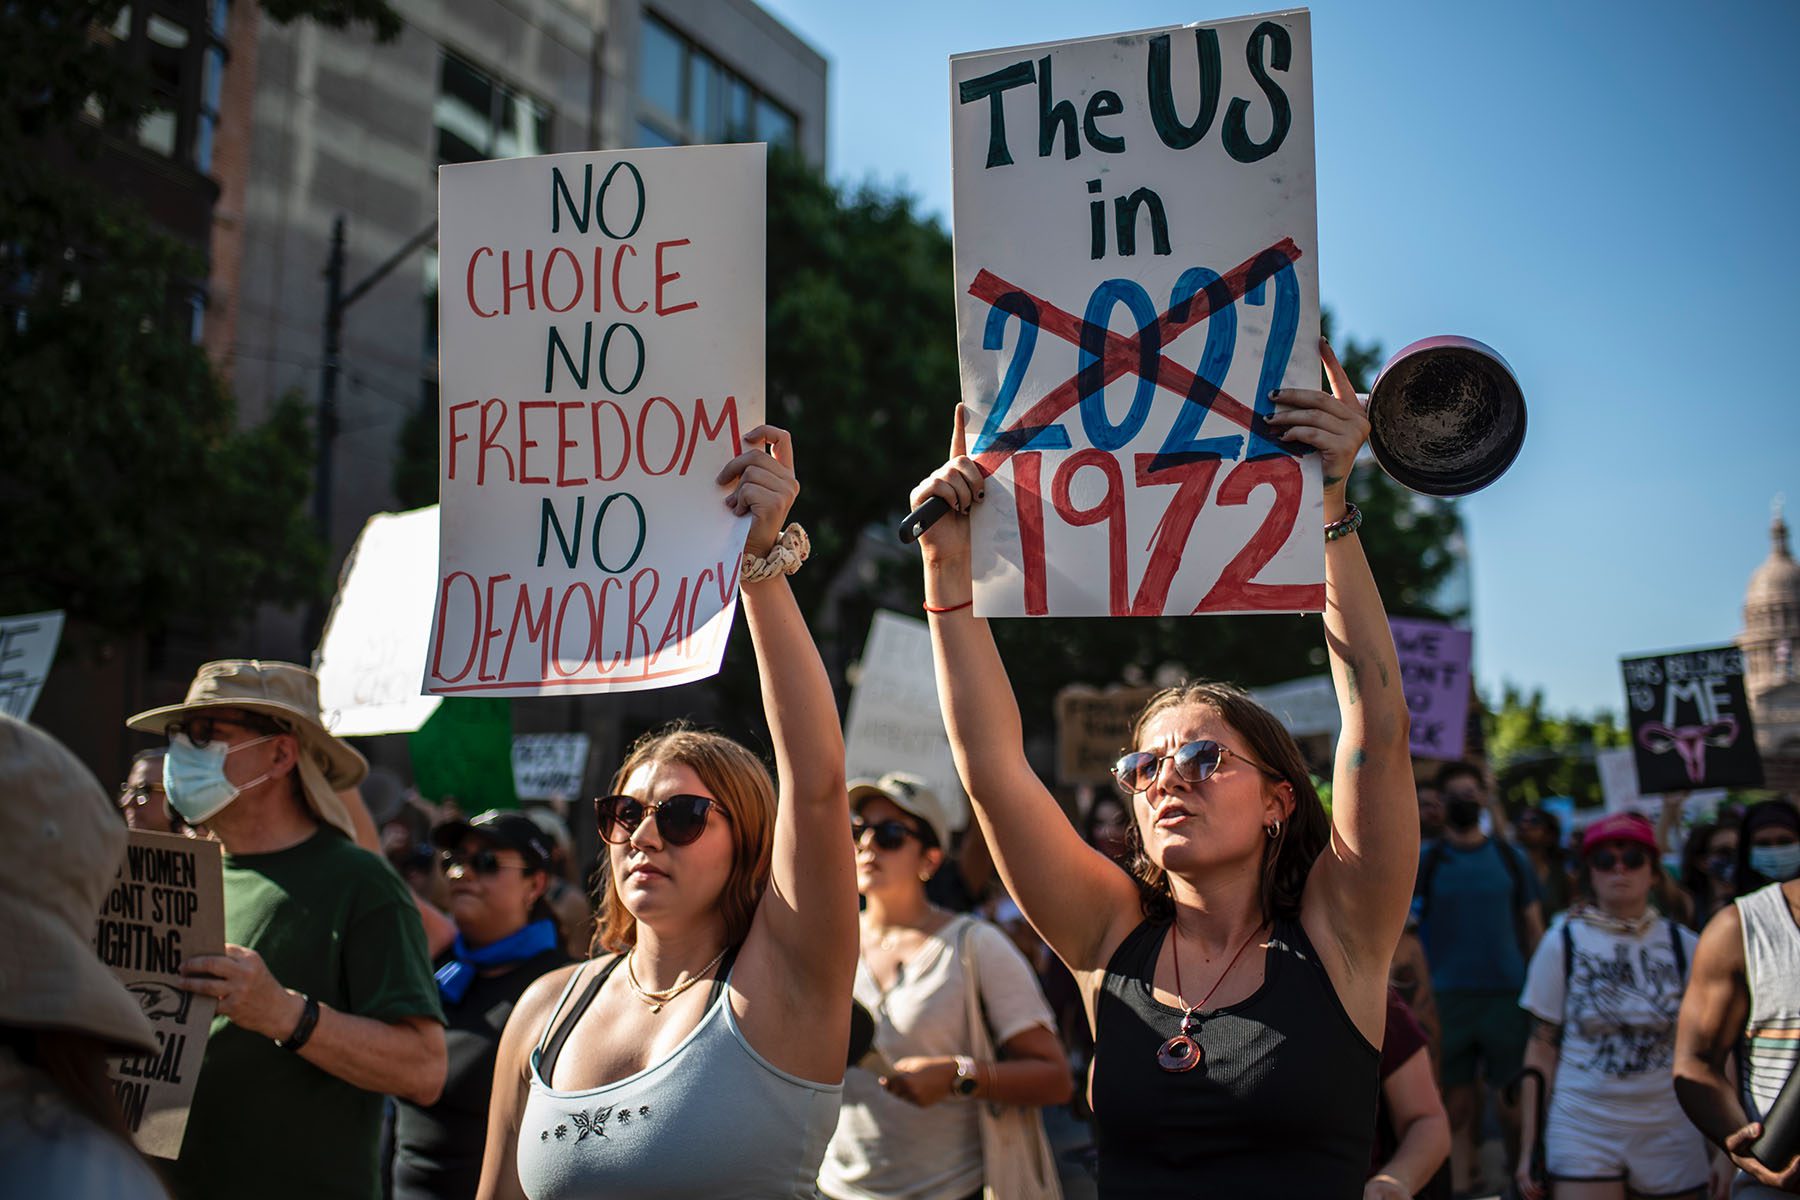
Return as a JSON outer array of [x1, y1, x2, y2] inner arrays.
[[1637, 718, 1740, 784]]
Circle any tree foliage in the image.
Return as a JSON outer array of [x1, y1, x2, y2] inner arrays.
[[1485, 683, 1628, 808], [0, 0, 397, 636]]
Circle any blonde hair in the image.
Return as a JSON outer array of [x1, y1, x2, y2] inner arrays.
[[592, 724, 776, 954], [1124, 681, 1327, 925]]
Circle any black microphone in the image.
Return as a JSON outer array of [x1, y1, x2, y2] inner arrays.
[[1752, 1064, 1800, 1170], [897, 496, 951, 545]]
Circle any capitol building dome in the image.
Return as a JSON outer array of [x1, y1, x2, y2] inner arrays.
[[1742, 499, 1800, 772]]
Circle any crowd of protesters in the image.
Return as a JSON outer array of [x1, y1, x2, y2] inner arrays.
[[8, 403, 1800, 1200]]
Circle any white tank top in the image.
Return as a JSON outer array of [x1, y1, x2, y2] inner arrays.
[[1735, 882, 1800, 1121], [515, 955, 843, 1199]]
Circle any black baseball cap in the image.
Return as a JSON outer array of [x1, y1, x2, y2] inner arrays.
[[430, 809, 553, 870]]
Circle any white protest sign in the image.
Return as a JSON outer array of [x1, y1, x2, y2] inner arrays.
[[1252, 674, 1339, 739], [0, 609, 65, 720], [952, 12, 1322, 618], [316, 507, 443, 735], [844, 611, 968, 828], [513, 733, 592, 801], [1597, 745, 1721, 825], [427, 145, 764, 696]]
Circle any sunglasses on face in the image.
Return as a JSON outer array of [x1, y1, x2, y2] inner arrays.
[[118, 782, 166, 809], [441, 849, 534, 877], [595, 793, 727, 848], [851, 818, 923, 852], [1589, 846, 1650, 872], [165, 714, 282, 749], [1112, 740, 1278, 795]]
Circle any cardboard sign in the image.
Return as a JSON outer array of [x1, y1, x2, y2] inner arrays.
[[1620, 645, 1764, 792], [1391, 616, 1473, 760], [1596, 745, 1724, 825], [427, 145, 765, 696], [951, 12, 1323, 618], [513, 733, 592, 801], [316, 507, 444, 735], [91, 831, 224, 1158], [0, 609, 64, 720], [1055, 684, 1159, 786], [844, 611, 968, 826]]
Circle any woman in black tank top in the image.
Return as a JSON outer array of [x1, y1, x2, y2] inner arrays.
[[908, 345, 1422, 1198]]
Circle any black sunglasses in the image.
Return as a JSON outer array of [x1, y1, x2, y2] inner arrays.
[[596, 793, 728, 848], [1112, 740, 1280, 794], [166, 713, 283, 749], [851, 818, 923, 852], [1589, 846, 1650, 872], [118, 782, 165, 809], [440, 849, 535, 877]]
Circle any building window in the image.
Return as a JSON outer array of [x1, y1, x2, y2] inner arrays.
[[636, 12, 798, 151], [103, 1, 230, 172], [434, 51, 551, 166]]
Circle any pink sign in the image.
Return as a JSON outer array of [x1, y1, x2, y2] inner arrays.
[[1390, 616, 1473, 760]]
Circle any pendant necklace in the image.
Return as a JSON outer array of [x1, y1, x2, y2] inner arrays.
[[1157, 921, 1268, 1073], [625, 945, 729, 1014]]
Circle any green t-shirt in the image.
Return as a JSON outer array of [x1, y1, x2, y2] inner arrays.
[[167, 829, 444, 1200]]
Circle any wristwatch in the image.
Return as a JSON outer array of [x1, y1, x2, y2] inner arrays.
[[952, 1055, 980, 1098]]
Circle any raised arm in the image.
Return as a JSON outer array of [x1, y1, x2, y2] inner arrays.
[[912, 408, 1141, 976], [718, 426, 856, 1079], [1278, 340, 1418, 978]]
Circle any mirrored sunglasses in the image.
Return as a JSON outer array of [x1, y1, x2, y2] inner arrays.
[[1112, 739, 1277, 794]]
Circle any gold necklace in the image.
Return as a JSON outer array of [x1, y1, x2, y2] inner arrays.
[[624, 945, 729, 1014]]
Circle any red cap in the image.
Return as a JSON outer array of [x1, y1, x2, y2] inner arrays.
[[1581, 812, 1657, 858]]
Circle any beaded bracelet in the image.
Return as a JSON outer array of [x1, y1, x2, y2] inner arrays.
[[1324, 502, 1363, 542], [741, 523, 810, 584]]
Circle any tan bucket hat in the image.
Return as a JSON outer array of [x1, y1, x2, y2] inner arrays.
[[127, 660, 367, 840], [0, 715, 158, 1054]]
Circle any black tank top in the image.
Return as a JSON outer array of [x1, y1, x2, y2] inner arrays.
[[1092, 917, 1379, 1198]]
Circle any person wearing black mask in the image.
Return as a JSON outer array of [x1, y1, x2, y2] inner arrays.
[[1413, 761, 1544, 1195]]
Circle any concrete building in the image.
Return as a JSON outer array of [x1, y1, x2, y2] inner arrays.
[[35, 0, 827, 791], [1741, 500, 1800, 793]]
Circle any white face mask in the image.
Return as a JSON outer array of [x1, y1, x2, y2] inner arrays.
[[1750, 843, 1800, 883], [162, 732, 275, 825]]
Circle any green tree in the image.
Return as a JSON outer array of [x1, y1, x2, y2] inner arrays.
[[0, 0, 399, 635], [1486, 684, 1629, 808]]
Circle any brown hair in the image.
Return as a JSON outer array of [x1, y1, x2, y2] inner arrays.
[[591, 723, 776, 955], [1122, 681, 1329, 926]]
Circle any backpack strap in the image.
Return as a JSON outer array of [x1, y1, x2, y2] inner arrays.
[[1415, 840, 1450, 929], [1559, 919, 1576, 1025], [1668, 919, 1688, 980]]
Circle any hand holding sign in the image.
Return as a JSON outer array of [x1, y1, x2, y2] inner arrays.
[[908, 405, 985, 564], [1266, 339, 1369, 498], [717, 424, 799, 558], [178, 943, 305, 1042]]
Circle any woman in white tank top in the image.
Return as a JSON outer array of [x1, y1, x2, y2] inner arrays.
[[476, 425, 859, 1200]]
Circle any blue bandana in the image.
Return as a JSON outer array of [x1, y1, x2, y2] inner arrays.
[[435, 919, 560, 1004]]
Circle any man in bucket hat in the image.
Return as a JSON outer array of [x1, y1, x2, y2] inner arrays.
[[127, 660, 446, 1200], [0, 714, 167, 1197]]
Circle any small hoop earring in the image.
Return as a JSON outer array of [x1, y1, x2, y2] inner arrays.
[[1266, 819, 1281, 839]]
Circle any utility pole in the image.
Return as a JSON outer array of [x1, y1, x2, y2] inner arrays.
[[306, 214, 437, 647]]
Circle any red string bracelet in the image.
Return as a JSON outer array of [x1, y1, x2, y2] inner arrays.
[[923, 599, 973, 614]]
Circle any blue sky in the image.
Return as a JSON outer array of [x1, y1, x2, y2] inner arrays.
[[759, 0, 1800, 718]]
